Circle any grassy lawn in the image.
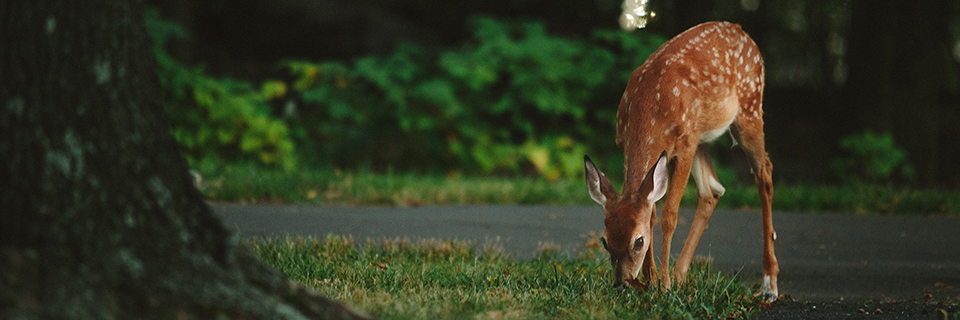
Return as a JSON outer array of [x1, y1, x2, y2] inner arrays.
[[251, 235, 765, 319], [220, 165, 957, 318], [199, 164, 960, 215]]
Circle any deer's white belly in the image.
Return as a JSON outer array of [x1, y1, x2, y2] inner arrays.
[[698, 94, 738, 143]]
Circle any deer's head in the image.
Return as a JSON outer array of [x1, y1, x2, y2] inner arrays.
[[584, 152, 668, 288]]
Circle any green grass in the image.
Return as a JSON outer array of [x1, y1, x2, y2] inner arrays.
[[198, 165, 588, 206], [250, 235, 765, 319], [197, 164, 960, 215]]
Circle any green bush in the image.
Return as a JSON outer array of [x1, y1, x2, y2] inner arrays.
[[146, 11, 666, 177], [146, 9, 296, 171], [281, 17, 666, 179], [830, 131, 914, 185]]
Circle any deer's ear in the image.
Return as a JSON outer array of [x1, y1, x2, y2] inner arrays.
[[585, 155, 618, 206], [641, 151, 669, 202]]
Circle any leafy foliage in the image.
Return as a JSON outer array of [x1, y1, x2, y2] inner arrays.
[[830, 131, 914, 185], [281, 17, 666, 178], [146, 11, 667, 178], [145, 9, 296, 171]]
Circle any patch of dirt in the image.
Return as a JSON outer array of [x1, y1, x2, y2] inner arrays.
[[753, 295, 959, 320]]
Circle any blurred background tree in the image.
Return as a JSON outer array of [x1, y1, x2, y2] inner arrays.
[[146, 0, 960, 188]]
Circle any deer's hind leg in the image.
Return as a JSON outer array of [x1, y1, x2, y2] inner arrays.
[[731, 116, 779, 302]]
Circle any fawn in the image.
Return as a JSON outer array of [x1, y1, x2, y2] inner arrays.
[[584, 21, 778, 302]]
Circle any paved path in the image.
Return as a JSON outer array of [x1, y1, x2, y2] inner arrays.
[[212, 204, 960, 302]]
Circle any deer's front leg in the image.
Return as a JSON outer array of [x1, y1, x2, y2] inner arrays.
[[640, 211, 658, 289], [658, 149, 694, 289]]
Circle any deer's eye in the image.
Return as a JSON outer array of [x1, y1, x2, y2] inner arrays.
[[600, 237, 609, 250], [634, 237, 644, 250]]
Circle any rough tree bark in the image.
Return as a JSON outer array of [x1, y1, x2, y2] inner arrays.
[[0, 1, 372, 319]]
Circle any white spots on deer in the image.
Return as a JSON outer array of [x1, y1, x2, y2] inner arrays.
[[699, 80, 712, 91], [618, 22, 767, 169], [664, 123, 677, 137]]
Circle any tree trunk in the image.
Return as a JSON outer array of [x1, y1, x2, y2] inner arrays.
[[0, 1, 372, 319]]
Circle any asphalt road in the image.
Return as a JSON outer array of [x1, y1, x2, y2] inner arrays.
[[212, 204, 960, 302]]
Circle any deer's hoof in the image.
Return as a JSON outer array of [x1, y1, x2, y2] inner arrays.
[[760, 275, 778, 303]]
